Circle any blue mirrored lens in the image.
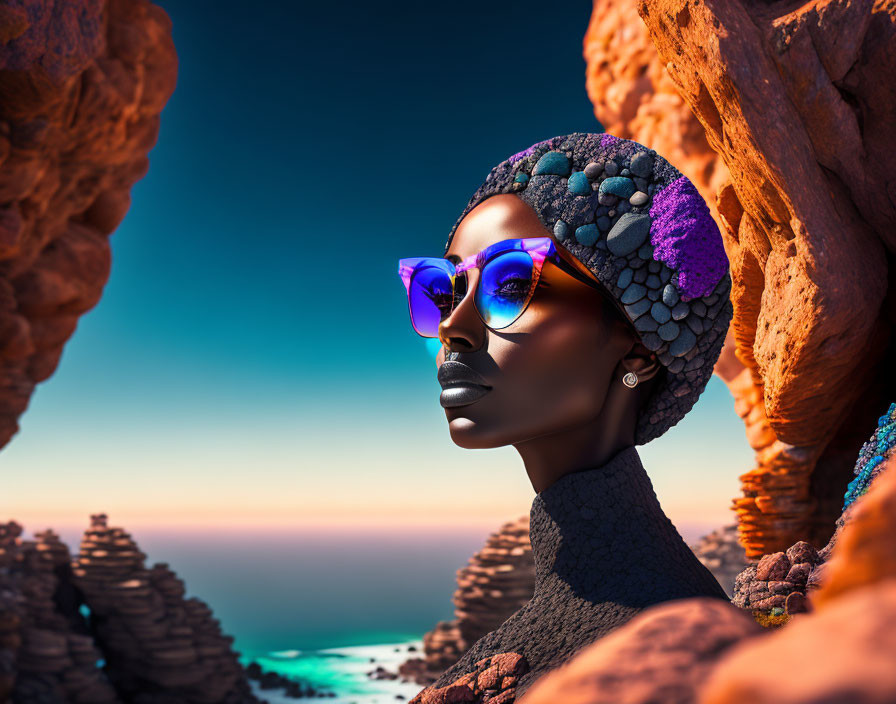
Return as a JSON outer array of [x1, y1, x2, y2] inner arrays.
[[476, 251, 535, 329], [409, 265, 454, 337]]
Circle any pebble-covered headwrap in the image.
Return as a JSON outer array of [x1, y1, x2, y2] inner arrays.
[[443, 132, 733, 445]]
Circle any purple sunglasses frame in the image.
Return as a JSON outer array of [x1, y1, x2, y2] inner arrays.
[[397, 236, 620, 338]]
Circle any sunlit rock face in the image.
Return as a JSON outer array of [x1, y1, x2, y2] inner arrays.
[[0, 0, 177, 449], [586, 0, 896, 558]]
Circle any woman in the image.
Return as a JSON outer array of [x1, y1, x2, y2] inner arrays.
[[398, 133, 732, 701]]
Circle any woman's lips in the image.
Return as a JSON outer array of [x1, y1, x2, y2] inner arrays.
[[440, 383, 491, 408], [438, 361, 492, 408]]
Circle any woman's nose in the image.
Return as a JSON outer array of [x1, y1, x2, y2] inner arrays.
[[438, 271, 486, 353]]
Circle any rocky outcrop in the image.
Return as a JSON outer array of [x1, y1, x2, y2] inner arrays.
[[400, 517, 534, 686], [0, 521, 120, 704], [700, 453, 896, 704], [585, 0, 896, 557], [0, 0, 177, 449], [70, 513, 263, 704], [732, 402, 896, 620], [410, 652, 529, 704], [0, 514, 268, 704], [517, 599, 760, 704]]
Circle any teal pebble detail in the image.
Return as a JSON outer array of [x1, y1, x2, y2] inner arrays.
[[669, 327, 696, 357], [621, 283, 647, 304], [651, 301, 671, 324], [599, 176, 636, 199], [567, 171, 591, 195], [553, 220, 569, 240], [625, 298, 651, 318], [574, 224, 599, 246], [533, 151, 571, 176], [657, 320, 680, 341], [514, 173, 529, 184]]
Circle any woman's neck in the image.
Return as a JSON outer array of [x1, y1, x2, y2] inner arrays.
[[514, 423, 636, 494], [528, 445, 727, 604]]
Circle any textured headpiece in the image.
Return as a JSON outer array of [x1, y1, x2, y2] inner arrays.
[[444, 132, 733, 445]]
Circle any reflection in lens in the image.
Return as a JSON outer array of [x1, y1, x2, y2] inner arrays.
[[409, 265, 454, 337], [477, 251, 534, 329]]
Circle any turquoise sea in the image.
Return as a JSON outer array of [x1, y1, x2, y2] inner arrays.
[[48, 519, 717, 701]]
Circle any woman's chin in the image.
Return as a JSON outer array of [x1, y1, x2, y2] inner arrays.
[[446, 415, 505, 449]]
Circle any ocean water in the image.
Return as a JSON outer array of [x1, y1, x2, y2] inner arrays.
[[47, 519, 720, 701], [52, 523, 493, 699], [249, 640, 425, 703]]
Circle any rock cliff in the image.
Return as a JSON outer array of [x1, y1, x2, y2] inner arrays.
[[586, 0, 896, 558], [0, 514, 268, 704], [0, 0, 177, 449]]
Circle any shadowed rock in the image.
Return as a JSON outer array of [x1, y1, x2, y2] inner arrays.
[[0, 0, 177, 449]]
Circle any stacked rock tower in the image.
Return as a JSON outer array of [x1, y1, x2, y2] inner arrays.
[[70, 514, 264, 704]]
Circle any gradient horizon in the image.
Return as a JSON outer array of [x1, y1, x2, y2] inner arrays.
[[0, 0, 752, 537]]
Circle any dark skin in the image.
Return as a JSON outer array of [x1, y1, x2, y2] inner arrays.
[[435, 194, 662, 493]]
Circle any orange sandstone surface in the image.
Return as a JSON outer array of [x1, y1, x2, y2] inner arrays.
[[586, 0, 896, 557], [0, 0, 177, 449]]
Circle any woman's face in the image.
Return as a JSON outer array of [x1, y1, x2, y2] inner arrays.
[[436, 194, 638, 449]]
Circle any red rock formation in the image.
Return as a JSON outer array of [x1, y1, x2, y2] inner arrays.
[[517, 599, 760, 704], [585, 0, 896, 557], [0, 515, 266, 704], [700, 456, 896, 703], [0, 521, 120, 703], [71, 513, 263, 704], [0, 0, 177, 449], [401, 516, 534, 685], [409, 652, 529, 704]]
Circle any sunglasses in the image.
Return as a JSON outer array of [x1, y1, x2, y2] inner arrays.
[[398, 236, 619, 338]]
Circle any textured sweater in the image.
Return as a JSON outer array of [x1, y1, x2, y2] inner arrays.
[[429, 444, 728, 697]]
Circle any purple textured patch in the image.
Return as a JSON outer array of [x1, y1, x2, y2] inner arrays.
[[648, 176, 728, 300], [508, 137, 559, 164], [600, 133, 621, 148]]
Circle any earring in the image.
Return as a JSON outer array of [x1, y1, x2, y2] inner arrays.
[[622, 371, 639, 388]]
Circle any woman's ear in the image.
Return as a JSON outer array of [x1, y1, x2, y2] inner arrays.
[[621, 341, 662, 382]]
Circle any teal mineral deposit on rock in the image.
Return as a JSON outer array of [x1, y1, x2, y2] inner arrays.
[[567, 171, 591, 195], [514, 173, 529, 184], [599, 176, 636, 199], [533, 151, 571, 176], [574, 223, 599, 246], [607, 213, 652, 256]]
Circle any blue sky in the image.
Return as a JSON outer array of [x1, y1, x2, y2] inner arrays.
[[1, 0, 751, 534]]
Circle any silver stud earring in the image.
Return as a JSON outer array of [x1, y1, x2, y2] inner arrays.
[[622, 372, 639, 388]]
